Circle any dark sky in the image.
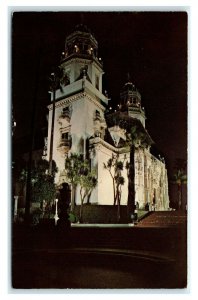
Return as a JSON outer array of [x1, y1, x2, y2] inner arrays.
[[12, 11, 187, 173]]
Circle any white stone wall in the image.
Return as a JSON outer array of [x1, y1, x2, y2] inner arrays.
[[97, 145, 114, 205], [47, 95, 104, 181], [134, 148, 145, 207], [47, 104, 66, 183], [47, 102, 169, 210], [89, 139, 129, 205], [129, 110, 146, 127], [46, 56, 169, 211], [142, 149, 169, 210], [60, 58, 105, 99]]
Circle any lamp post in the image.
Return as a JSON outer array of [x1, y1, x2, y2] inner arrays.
[[49, 72, 56, 175], [14, 195, 19, 222]]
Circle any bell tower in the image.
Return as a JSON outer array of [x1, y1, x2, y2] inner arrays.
[[47, 24, 108, 185], [59, 24, 104, 97], [120, 75, 146, 127]]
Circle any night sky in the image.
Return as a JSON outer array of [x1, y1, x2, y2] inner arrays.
[[12, 11, 187, 175]]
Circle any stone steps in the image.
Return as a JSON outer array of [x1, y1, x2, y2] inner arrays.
[[137, 211, 187, 227]]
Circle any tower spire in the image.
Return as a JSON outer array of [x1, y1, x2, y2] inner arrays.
[[80, 13, 85, 25], [127, 72, 132, 83]]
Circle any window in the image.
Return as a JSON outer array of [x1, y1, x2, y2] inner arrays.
[[63, 107, 69, 112], [95, 110, 101, 120], [95, 74, 99, 90], [62, 132, 68, 140]]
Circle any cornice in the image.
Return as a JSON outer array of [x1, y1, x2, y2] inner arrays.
[[61, 57, 103, 71], [90, 137, 129, 154], [48, 91, 105, 112]]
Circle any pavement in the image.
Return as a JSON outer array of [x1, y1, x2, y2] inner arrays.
[[12, 246, 181, 289], [11, 211, 187, 289]]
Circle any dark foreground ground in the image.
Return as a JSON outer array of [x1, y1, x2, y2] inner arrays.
[[12, 212, 187, 289]]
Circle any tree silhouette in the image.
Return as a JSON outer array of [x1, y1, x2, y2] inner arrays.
[[20, 159, 58, 216], [172, 159, 187, 210], [65, 154, 97, 222], [104, 154, 125, 222], [65, 153, 84, 212]]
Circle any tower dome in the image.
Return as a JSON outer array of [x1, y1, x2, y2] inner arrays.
[[120, 76, 146, 127], [120, 78, 142, 108], [61, 24, 101, 66]]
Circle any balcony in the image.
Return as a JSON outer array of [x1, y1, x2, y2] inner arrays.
[[94, 111, 106, 127], [94, 112, 101, 127], [58, 110, 71, 127], [57, 138, 72, 155]]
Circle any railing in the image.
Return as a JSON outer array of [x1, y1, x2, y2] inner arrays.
[[59, 110, 71, 119], [94, 111, 102, 121], [57, 138, 72, 154], [58, 138, 71, 148]]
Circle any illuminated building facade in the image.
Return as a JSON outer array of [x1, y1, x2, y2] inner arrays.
[[46, 24, 169, 211]]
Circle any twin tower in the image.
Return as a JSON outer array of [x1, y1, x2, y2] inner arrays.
[[46, 24, 169, 211]]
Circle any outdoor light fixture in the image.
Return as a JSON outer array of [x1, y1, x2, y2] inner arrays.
[[54, 198, 59, 225]]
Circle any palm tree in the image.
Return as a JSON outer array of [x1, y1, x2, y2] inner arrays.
[[104, 155, 125, 222], [104, 154, 124, 205], [115, 173, 125, 222], [78, 169, 97, 222], [126, 125, 148, 221], [48, 67, 65, 175], [105, 111, 153, 222], [103, 155, 116, 205], [173, 169, 187, 210], [65, 153, 83, 212]]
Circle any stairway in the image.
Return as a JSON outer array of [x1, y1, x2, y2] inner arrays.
[[137, 211, 187, 227]]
